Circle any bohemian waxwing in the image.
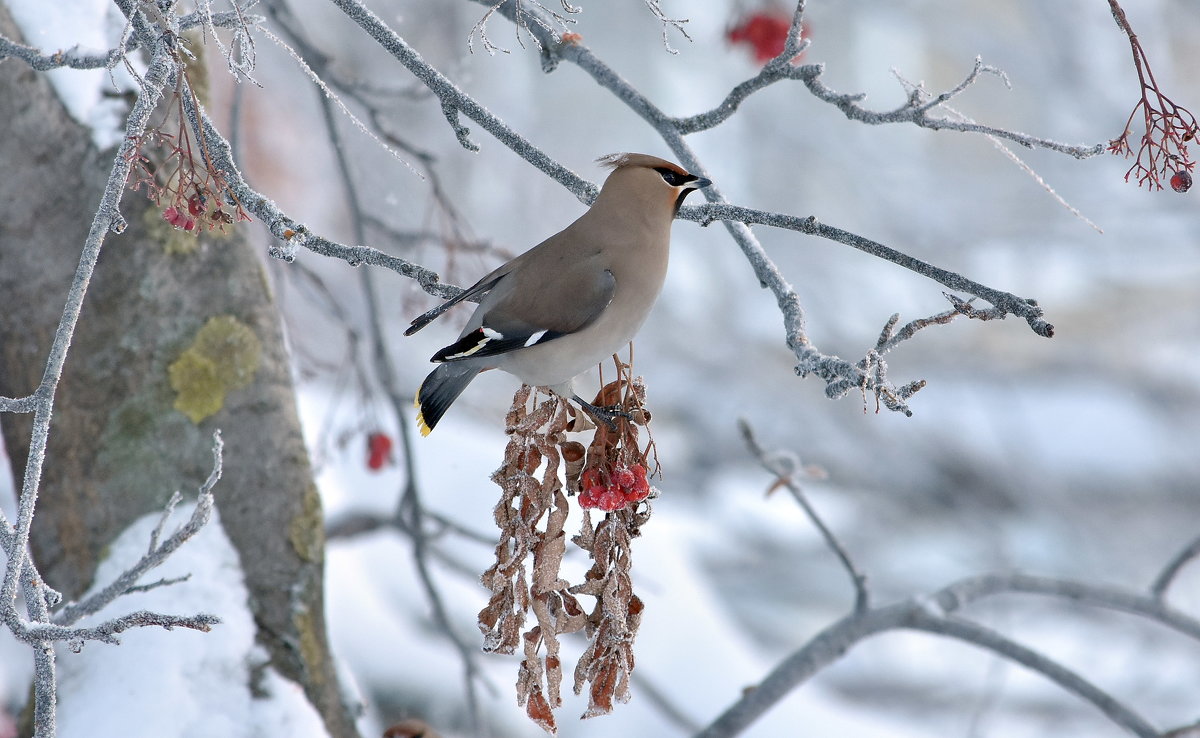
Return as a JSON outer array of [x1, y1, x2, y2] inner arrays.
[[407, 153, 712, 435]]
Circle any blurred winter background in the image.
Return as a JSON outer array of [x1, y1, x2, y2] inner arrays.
[[4, 0, 1200, 736]]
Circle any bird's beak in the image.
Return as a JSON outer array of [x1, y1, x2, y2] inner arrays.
[[689, 177, 713, 190]]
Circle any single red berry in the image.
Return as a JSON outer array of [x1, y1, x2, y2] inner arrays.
[[578, 486, 600, 509], [727, 12, 793, 64], [187, 193, 206, 216], [163, 206, 181, 225], [1171, 169, 1192, 193], [612, 465, 636, 490], [366, 431, 394, 471], [581, 468, 603, 490], [596, 486, 626, 512], [624, 473, 651, 503]]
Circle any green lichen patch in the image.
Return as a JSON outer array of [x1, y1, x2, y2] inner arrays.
[[288, 481, 325, 565], [169, 314, 262, 423]]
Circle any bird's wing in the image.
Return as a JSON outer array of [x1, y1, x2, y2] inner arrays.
[[404, 264, 513, 337], [431, 266, 616, 363]]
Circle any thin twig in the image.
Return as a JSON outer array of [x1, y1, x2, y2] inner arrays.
[[737, 419, 869, 613], [1151, 533, 1200, 600]]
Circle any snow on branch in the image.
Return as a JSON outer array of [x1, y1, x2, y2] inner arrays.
[[0, 9, 261, 71], [468, 0, 580, 55], [681, 203, 1054, 337]]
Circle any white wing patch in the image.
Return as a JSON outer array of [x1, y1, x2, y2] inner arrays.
[[524, 330, 548, 347]]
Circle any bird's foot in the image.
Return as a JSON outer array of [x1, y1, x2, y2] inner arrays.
[[571, 395, 632, 431]]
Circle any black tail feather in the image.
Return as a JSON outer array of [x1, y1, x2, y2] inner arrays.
[[415, 363, 482, 435]]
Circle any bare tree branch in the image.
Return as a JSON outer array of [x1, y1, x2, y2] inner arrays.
[[696, 571, 1190, 738], [0, 10, 262, 71]]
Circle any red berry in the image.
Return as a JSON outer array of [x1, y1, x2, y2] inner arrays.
[[612, 466, 636, 490], [581, 468, 603, 490], [625, 480, 651, 503], [595, 486, 626, 511], [366, 431, 394, 471], [188, 193, 206, 216], [1171, 169, 1192, 193], [727, 12, 794, 64], [579, 487, 597, 508]]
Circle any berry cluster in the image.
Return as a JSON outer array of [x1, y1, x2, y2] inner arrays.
[[1107, 0, 1197, 193], [578, 463, 651, 512]]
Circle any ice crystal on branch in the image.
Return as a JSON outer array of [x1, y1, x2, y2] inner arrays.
[[479, 358, 656, 732], [1107, 0, 1198, 191]]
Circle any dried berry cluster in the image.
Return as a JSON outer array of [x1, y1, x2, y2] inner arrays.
[[125, 42, 249, 232], [1107, 1, 1197, 192], [478, 362, 656, 733]]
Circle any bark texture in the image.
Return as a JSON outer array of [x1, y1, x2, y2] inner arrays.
[[0, 9, 358, 737]]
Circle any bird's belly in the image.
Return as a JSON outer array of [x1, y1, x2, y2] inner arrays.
[[495, 291, 657, 388]]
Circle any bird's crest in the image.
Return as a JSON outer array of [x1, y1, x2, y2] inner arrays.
[[596, 152, 688, 176]]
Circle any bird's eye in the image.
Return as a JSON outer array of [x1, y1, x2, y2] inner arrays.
[[656, 168, 685, 187]]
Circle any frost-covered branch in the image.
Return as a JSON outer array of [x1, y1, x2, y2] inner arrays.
[[681, 203, 1054, 337], [0, 17, 232, 731], [797, 59, 1106, 159], [0, 10, 261, 71], [19, 610, 221, 650]]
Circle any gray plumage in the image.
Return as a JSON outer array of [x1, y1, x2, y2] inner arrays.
[[409, 153, 711, 435]]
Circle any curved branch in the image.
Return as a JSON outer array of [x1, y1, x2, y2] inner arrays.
[[904, 611, 1158, 738], [697, 572, 1180, 738], [1151, 534, 1200, 600], [935, 572, 1200, 642]]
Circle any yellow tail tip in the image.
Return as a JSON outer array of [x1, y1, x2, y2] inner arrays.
[[414, 388, 432, 436], [415, 408, 432, 437]]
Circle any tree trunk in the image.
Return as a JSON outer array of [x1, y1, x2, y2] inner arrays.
[[0, 9, 358, 737]]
